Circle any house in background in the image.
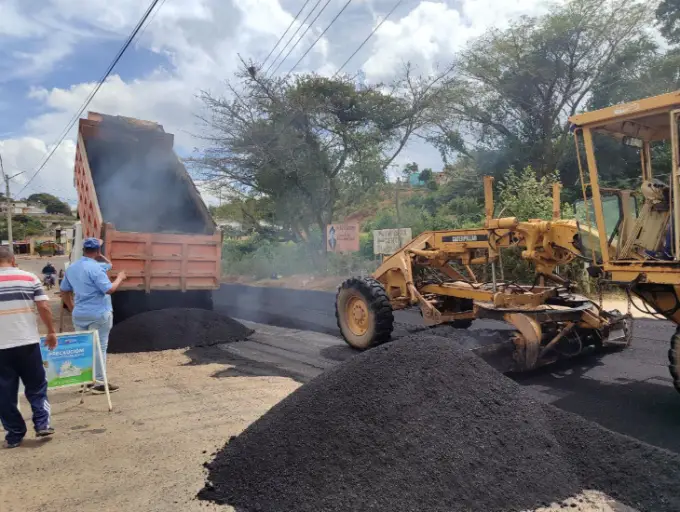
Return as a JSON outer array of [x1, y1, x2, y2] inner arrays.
[[0, 201, 47, 216]]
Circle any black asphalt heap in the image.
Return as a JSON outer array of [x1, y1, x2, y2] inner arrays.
[[198, 335, 582, 512], [545, 406, 680, 512], [109, 308, 253, 353]]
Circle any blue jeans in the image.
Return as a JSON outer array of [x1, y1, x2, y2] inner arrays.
[[73, 311, 113, 383], [0, 343, 51, 444]]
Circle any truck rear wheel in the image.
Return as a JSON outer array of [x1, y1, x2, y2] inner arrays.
[[669, 327, 680, 394], [336, 277, 394, 350]]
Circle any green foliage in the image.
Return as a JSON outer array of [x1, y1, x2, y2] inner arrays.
[[193, 65, 452, 239], [497, 167, 573, 221], [0, 215, 45, 240], [26, 193, 72, 215], [401, 162, 419, 181], [221, 235, 377, 279], [657, 0, 680, 44], [363, 204, 449, 236], [432, 0, 652, 177], [418, 168, 432, 182]]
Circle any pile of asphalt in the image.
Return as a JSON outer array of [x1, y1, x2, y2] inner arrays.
[[199, 334, 581, 512], [199, 334, 680, 512], [544, 406, 680, 512], [108, 308, 253, 353]]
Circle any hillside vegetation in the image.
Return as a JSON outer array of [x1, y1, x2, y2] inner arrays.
[[191, 0, 680, 283]]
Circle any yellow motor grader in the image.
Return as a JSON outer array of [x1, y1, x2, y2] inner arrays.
[[336, 90, 680, 392], [335, 177, 631, 374]]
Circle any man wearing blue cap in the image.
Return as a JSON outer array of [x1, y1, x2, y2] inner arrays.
[[60, 238, 126, 394]]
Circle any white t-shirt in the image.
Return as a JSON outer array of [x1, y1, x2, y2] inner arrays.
[[0, 267, 49, 349]]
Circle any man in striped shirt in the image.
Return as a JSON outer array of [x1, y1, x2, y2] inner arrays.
[[0, 246, 57, 448]]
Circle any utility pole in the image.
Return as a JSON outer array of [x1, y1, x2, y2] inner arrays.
[[0, 153, 24, 255], [395, 178, 402, 247], [4, 173, 11, 255]]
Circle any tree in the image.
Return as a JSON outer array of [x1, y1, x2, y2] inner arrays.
[[191, 63, 453, 245], [418, 168, 433, 182], [0, 215, 45, 240], [657, 0, 680, 44], [401, 162, 419, 181], [26, 193, 72, 215], [497, 167, 572, 221], [211, 193, 279, 236], [575, 39, 680, 190], [430, 0, 652, 177]]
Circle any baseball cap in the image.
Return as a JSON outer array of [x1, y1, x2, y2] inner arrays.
[[83, 237, 102, 250]]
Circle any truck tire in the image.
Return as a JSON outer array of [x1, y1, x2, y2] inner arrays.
[[336, 277, 394, 350], [669, 327, 680, 394]]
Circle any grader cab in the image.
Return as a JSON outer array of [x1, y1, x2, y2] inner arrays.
[[569, 90, 680, 392]]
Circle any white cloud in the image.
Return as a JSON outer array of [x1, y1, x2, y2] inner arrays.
[[0, 138, 76, 201], [0, 2, 46, 38], [2, 0, 558, 202], [25, 73, 199, 146], [363, 0, 554, 81]]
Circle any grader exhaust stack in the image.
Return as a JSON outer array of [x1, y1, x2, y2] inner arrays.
[[335, 177, 631, 374]]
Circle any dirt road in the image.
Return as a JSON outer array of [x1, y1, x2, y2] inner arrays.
[[0, 346, 298, 512]]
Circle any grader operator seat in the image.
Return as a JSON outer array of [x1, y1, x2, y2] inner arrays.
[[639, 179, 673, 260]]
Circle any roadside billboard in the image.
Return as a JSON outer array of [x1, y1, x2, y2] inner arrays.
[[326, 223, 360, 252], [373, 228, 412, 255]]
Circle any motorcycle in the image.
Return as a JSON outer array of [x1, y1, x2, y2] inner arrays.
[[43, 274, 56, 291]]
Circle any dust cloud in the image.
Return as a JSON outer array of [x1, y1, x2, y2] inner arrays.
[[85, 117, 213, 235]]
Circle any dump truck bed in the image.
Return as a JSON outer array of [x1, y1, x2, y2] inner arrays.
[[74, 112, 221, 292]]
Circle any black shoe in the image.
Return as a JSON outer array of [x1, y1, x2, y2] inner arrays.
[[3, 440, 22, 448], [91, 383, 119, 394], [36, 427, 55, 438]]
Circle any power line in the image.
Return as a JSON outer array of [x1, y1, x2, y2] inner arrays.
[[18, 0, 164, 196], [262, 0, 313, 69], [136, 0, 168, 42], [285, 0, 353, 78], [271, 0, 335, 76], [265, 0, 325, 75], [334, 0, 403, 77]]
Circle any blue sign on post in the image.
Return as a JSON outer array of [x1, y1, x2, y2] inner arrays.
[[40, 332, 95, 388]]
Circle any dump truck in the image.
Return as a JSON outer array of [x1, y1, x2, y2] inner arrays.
[[71, 112, 221, 322]]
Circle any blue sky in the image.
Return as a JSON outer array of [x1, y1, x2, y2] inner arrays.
[[0, 0, 551, 204]]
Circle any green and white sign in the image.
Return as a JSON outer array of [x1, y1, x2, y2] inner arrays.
[[40, 332, 94, 388]]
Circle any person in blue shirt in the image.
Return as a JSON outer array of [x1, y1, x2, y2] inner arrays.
[[95, 254, 113, 313], [60, 238, 126, 394]]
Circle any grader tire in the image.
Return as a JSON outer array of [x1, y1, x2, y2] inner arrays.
[[669, 327, 680, 394], [335, 277, 394, 350], [451, 319, 473, 329]]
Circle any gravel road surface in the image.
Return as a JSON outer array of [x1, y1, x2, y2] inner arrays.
[[214, 283, 680, 454]]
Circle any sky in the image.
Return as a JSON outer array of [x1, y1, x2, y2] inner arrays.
[[0, 0, 554, 205]]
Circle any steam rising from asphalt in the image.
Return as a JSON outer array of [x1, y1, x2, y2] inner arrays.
[[85, 118, 212, 235]]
